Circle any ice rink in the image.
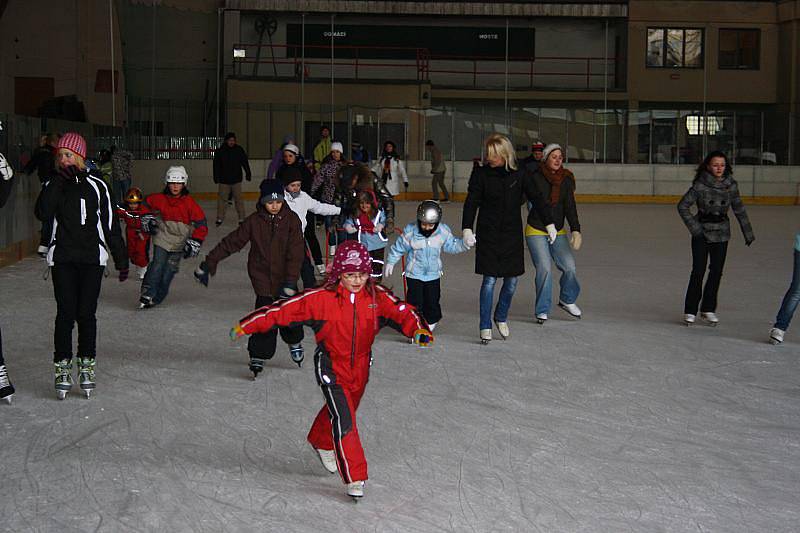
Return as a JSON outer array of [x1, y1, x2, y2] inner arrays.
[[1, 201, 799, 532]]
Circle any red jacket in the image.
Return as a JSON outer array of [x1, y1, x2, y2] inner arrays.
[[238, 284, 426, 385], [115, 204, 152, 268], [146, 191, 208, 252]]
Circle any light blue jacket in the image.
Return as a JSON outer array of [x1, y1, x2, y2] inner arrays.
[[386, 222, 469, 282], [343, 210, 387, 252]]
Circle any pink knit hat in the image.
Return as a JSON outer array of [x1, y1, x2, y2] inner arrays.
[[56, 132, 87, 159], [328, 240, 372, 279]]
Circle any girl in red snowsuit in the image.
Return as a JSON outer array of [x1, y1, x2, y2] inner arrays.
[[115, 187, 152, 279], [231, 240, 433, 499]]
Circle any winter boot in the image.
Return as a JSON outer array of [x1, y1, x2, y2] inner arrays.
[[0, 364, 15, 404], [289, 344, 304, 367], [769, 327, 785, 345], [249, 357, 265, 379], [347, 480, 365, 500], [77, 357, 96, 398], [54, 359, 73, 400], [314, 447, 338, 474]]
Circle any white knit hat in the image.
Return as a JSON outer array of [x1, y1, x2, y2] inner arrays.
[[330, 141, 344, 153], [543, 143, 563, 161], [283, 143, 300, 156], [164, 165, 188, 184]]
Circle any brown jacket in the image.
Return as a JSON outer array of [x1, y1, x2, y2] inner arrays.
[[205, 203, 304, 297]]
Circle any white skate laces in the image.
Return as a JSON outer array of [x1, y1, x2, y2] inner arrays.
[[315, 448, 338, 474], [347, 480, 365, 498]]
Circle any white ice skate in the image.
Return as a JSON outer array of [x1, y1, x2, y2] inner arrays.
[[329, 245, 336, 256], [536, 313, 548, 325], [558, 301, 582, 319], [316, 264, 326, 275], [683, 313, 696, 326], [314, 448, 338, 474], [494, 320, 509, 339], [346, 480, 365, 500], [428, 322, 438, 332], [700, 312, 719, 326], [769, 327, 785, 345], [479, 329, 492, 345]]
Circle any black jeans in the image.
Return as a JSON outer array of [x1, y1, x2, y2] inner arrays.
[[52, 263, 105, 361], [684, 236, 728, 314], [305, 214, 323, 265], [406, 277, 442, 325], [248, 295, 304, 359]]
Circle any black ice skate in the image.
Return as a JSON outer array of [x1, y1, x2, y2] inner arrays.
[[77, 357, 96, 399], [249, 357, 265, 380], [138, 295, 154, 309], [289, 344, 304, 367], [54, 359, 73, 400], [0, 364, 15, 404]]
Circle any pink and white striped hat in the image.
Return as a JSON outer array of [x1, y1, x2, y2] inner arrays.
[[56, 132, 87, 159]]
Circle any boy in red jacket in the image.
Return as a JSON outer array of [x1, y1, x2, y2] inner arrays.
[[194, 179, 306, 377], [115, 187, 153, 280], [230, 240, 433, 500], [139, 166, 208, 308]]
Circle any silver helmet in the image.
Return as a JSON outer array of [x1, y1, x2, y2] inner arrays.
[[416, 200, 442, 225]]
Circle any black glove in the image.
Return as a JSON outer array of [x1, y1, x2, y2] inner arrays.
[[745, 237, 755, 247], [140, 214, 159, 235], [194, 261, 210, 287], [183, 238, 201, 259], [279, 282, 298, 299]]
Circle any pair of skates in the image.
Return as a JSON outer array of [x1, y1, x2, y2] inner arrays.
[[480, 302, 583, 344], [54, 358, 95, 400], [248, 344, 305, 379], [314, 447, 365, 502], [683, 312, 719, 327]]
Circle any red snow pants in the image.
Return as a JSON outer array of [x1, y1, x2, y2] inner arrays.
[[307, 352, 370, 484]]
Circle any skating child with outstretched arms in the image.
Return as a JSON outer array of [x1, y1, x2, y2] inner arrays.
[[139, 166, 208, 308], [384, 200, 471, 331], [115, 187, 154, 280], [194, 180, 307, 376], [230, 240, 433, 501]]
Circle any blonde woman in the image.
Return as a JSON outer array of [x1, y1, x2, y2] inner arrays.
[[461, 134, 555, 344], [38, 133, 128, 399]]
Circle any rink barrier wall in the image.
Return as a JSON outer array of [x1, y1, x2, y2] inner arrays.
[[2, 160, 798, 268]]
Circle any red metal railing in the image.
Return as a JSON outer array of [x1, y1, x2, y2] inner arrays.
[[232, 43, 617, 90]]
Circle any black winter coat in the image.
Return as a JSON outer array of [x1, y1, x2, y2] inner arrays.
[[39, 168, 128, 270], [0, 175, 13, 209], [213, 144, 252, 184], [462, 165, 550, 277], [523, 164, 580, 233]]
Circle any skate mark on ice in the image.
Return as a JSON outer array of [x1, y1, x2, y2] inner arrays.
[[47, 419, 118, 458], [457, 430, 481, 533]]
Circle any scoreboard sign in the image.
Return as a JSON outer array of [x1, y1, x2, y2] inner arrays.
[[286, 24, 535, 60]]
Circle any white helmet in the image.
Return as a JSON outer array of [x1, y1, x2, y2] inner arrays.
[[164, 165, 188, 184]]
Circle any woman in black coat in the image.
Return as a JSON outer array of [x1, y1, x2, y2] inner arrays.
[[462, 133, 554, 344]]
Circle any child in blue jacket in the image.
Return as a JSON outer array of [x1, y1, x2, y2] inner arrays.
[[384, 200, 471, 329]]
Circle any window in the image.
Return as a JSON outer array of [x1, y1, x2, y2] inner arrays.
[[647, 28, 703, 68], [719, 29, 759, 69]]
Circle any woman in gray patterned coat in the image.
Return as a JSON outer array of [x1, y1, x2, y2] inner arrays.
[[677, 151, 755, 326]]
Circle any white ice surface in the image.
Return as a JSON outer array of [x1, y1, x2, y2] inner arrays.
[[1, 202, 799, 532]]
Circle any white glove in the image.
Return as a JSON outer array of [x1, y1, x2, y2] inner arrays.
[[462, 228, 477, 248], [384, 262, 394, 278], [570, 231, 582, 251], [0, 153, 12, 181], [374, 223, 385, 234], [545, 224, 557, 244], [344, 223, 357, 234]]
